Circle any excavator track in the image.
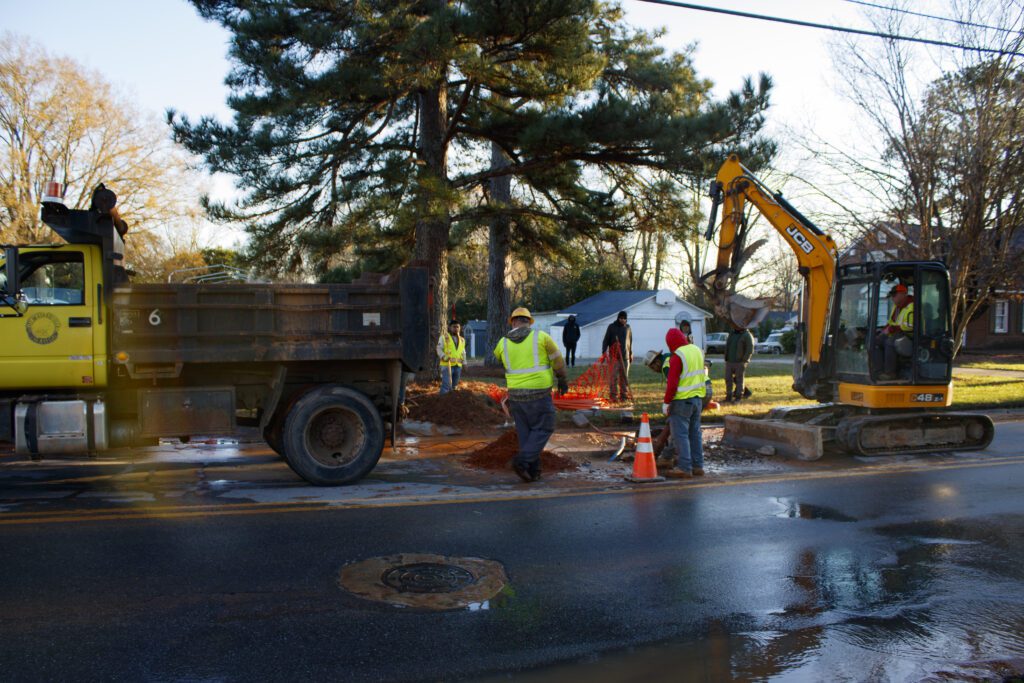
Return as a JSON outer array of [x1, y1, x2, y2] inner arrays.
[[835, 412, 994, 456]]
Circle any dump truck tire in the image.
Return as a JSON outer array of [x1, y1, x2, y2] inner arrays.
[[281, 385, 384, 485], [263, 421, 284, 457]]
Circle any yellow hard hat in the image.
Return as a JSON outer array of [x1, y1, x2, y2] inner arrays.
[[509, 307, 534, 325]]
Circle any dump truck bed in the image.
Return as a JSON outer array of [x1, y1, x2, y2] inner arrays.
[[110, 268, 428, 370]]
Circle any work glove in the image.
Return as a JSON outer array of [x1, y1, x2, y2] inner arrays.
[[662, 403, 670, 416], [557, 377, 569, 396]]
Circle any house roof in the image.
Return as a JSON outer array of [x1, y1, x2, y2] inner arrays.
[[762, 311, 797, 324], [551, 290, 710, 328], [550, 290, 656, 328]]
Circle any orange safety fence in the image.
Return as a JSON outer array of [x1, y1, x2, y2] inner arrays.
[[487, 341, 633, 411]]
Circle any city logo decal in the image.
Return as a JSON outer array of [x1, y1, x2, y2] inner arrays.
[[26, 312, 61, 345]]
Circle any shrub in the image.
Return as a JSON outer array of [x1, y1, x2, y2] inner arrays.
[[780, 330, 797, 354]]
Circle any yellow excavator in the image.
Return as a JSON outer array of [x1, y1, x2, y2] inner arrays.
[[702, 154, 993, 459]]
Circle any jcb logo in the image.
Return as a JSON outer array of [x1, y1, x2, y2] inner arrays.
[[786, 225, 814, 254]]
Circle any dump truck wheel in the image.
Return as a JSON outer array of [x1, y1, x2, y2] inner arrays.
[[281, 385, 384, 485], [263, 420, 285, 457]]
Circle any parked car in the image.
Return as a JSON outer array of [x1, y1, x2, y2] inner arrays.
[[705, 332, 728, 354], [756, 331, 786, 355]]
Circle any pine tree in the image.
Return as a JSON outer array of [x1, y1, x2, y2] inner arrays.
[[172, 1, 774, 369]]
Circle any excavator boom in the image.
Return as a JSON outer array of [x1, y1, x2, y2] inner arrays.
[[702, 154, 838, 399]]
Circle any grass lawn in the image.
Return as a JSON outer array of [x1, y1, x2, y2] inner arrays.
[[464, 355, 1024, 424], [563, 358, 1024, 423], [957, 360, 1024, 372], [956, 352, 1024, 372], [950, 373, 1024, 409]]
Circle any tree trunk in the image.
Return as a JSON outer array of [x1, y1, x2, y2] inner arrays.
[[413, 81, 449, 378], [653, 229, 666, 290], [485, 141, 512, 367]]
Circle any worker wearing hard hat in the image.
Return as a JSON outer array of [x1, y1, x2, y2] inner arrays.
[[873, 283, 914, 380], [494, 307, 570, 483], [437, 319, 466, 394], [661, 327, 707, 478]]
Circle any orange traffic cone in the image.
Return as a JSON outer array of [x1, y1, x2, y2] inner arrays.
[[625, 413, 665, 483]]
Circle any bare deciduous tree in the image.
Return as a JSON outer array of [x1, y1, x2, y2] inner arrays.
[[0, 33, 203, 279], [813, 1, 1024, 353]]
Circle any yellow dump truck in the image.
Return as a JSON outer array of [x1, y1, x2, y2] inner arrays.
[[0, 185, 429, 485]]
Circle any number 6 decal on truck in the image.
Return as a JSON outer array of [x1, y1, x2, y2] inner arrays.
[[148, 309, 162, 326]]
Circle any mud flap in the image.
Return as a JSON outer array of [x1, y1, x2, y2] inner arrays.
[[722, 415, 829, 461]]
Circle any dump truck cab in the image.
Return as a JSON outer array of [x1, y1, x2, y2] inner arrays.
[[0, 243, 109, 390]]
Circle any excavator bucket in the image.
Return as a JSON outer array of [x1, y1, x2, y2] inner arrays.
[[723, 416, 828, 461], [719, 294, 771, 329]]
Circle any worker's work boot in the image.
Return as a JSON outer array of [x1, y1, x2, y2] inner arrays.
[[665, 468, 693, 479], [692, 467, 705, 476], [528, 463, 542, 482], [513, 463, 533, 483]]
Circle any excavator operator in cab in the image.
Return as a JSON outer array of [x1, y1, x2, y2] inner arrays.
[[873, 283, 914, 380]]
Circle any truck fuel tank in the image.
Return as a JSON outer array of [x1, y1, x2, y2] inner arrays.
[[15, 399, 107, 456]]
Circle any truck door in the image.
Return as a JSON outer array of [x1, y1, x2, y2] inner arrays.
[[0, 248, 98, 390]]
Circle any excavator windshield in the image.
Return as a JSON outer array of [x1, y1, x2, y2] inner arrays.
[[829, 262, 953, 387]]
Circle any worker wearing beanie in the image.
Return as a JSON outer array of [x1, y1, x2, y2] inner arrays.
[[494, 307, 570, 483], [661, 327, 707, 478]]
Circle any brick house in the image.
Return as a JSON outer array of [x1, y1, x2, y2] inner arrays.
[[842, 224, 1024, 352], [963, 295, 1024, 352]]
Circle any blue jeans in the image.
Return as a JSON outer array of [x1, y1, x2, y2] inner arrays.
[[508, 394, 556, 474], [440, 365, 462, 394], [668, 397, 703, 472]]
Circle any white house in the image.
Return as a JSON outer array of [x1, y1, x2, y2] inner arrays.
[[551, 289, 710, 360]]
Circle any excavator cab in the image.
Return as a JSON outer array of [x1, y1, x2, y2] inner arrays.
[[828, 261, 954, 391]]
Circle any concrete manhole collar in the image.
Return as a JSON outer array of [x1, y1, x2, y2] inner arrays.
[[338, 553, 509, 610]]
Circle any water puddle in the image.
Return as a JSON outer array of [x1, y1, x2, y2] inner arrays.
[[773, 497, 857, 522]]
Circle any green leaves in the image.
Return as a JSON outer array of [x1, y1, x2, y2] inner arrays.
[[174, 0, 774, 281]]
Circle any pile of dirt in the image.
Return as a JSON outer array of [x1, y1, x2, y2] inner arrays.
[[464, 429, 578, 472], [405, 385, 506, 429]]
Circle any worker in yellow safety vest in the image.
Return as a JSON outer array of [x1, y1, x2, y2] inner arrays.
[[873, 283, 915, 380], [437, 319, 467, 394], [660, 327, 707, 479], [494, 307, 570, 483]]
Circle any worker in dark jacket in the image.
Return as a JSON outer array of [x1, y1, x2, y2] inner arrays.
[[562, 315, 581, 367], [601, 311, 633, 402], [724, 326, 755, 401]]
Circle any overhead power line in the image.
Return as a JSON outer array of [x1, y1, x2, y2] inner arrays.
[[842, 0, 1020, 36], [634, 0, 1024, 58]]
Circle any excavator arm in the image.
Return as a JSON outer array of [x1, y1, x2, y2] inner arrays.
[[702, 154, 838, 399]]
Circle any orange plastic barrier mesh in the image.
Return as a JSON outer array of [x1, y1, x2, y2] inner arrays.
[[487, 341, 633, 411]]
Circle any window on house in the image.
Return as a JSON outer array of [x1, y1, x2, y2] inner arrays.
[[878, 233, 887, 244], [993, 300, 1009, 334]]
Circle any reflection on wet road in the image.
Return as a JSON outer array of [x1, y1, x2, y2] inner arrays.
[[1, 426, 1024, 680]]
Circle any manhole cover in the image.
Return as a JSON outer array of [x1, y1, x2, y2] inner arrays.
[[339, 553, 508, 610], [382, 562, 477, 593]]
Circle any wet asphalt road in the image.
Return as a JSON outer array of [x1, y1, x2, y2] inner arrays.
[[2, 427, 1024, 681]]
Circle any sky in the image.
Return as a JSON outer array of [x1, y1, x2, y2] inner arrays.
[[2, 1, 875, 134], [0, 0, 966, 253]]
